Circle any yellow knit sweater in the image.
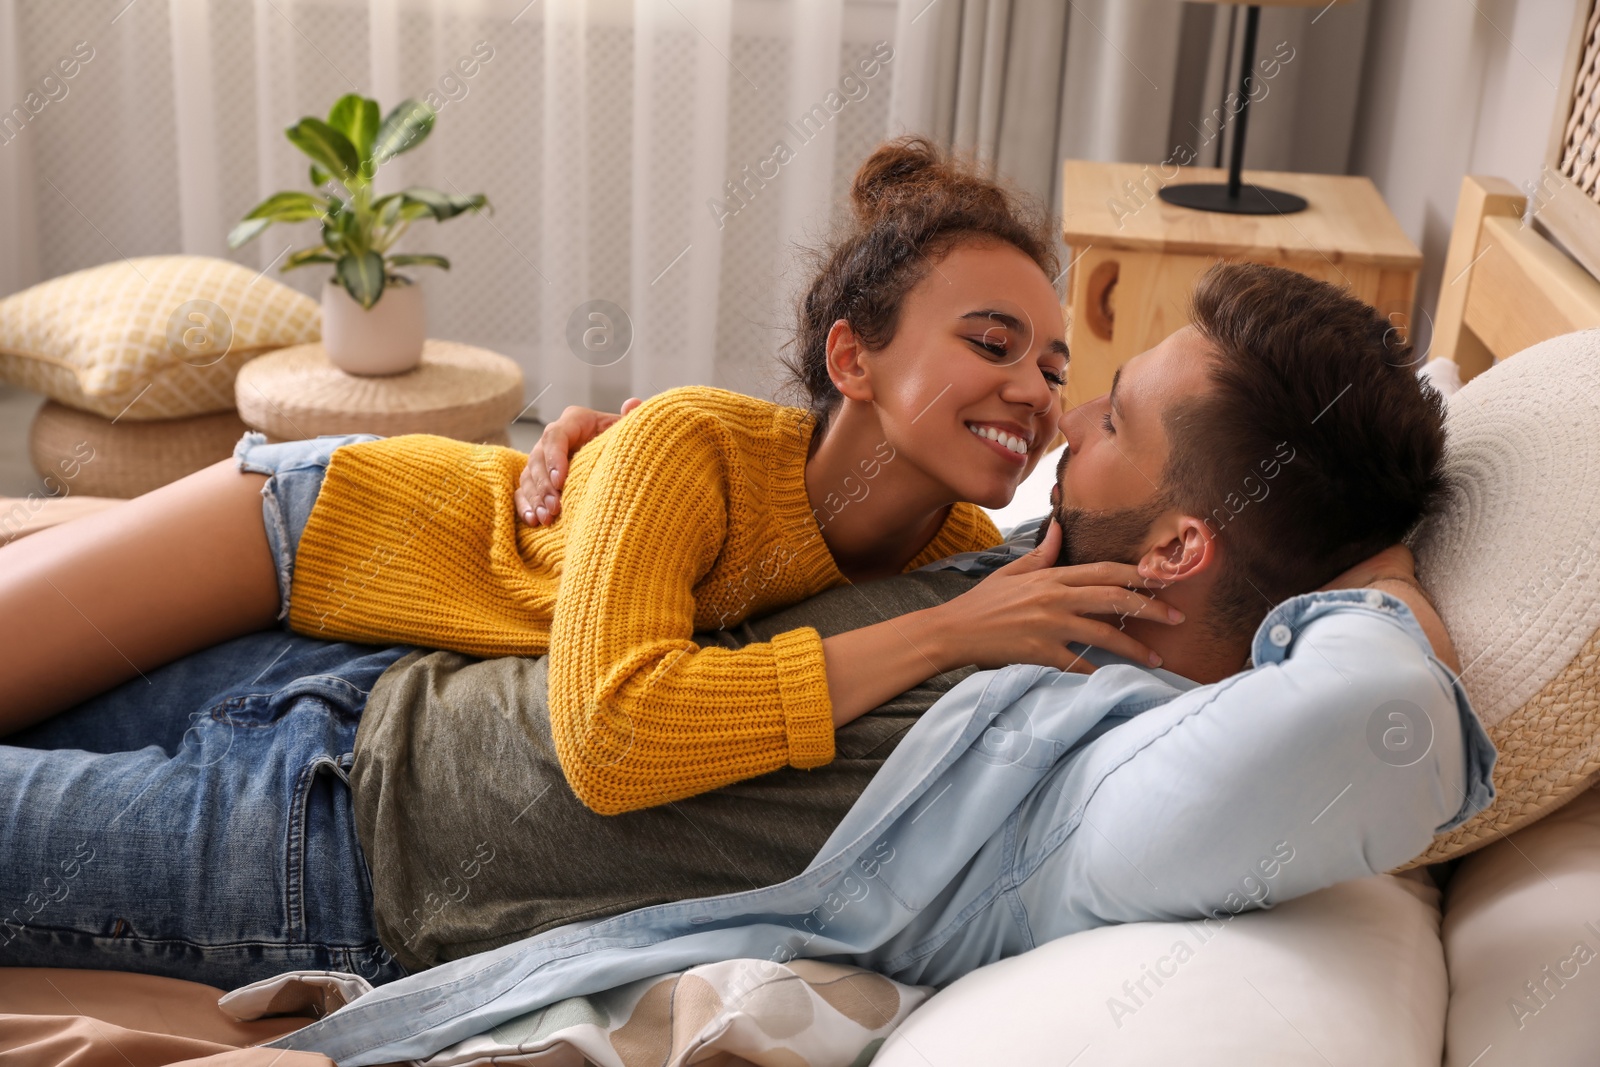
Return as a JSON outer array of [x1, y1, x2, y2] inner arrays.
[[287, 386, 1001, 814]]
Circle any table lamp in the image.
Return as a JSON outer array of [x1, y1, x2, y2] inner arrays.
[[1160, 0, 1353, 215]]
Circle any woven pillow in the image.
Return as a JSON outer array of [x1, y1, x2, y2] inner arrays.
[[0, 255, 319, 421], [1403, 328, 1600, 865]]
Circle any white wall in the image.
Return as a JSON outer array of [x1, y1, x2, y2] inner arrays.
[[1350, 0, 1581, 359]]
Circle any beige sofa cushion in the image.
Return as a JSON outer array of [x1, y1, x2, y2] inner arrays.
[[1442, 782, 1600, 1066], [874, 873, 1447, 1066]]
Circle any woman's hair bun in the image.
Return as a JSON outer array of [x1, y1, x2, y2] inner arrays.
[[849, 136, 1005, 224]]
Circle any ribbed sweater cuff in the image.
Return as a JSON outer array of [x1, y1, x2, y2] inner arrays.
[[770, 627, 835, 769]]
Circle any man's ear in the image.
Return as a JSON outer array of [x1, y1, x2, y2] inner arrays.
[[1138, 514, 1216, 587], [825, 318, 874, 403]]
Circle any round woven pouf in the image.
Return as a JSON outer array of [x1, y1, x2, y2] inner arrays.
[[234, 340, 524, 445], [30, 401, 251, 498]]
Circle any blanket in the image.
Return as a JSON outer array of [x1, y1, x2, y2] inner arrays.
[[223, 959, 928, 1067]]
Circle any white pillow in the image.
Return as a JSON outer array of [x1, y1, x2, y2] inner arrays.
[[874, 874, 1447, 1066], [1442, 782, 1600, 1066], [1405, 328, 1600, 864], [1418, 355, 1464, 398]]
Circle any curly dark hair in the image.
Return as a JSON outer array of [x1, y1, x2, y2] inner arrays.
[[1161, 261, 1450, 642], [783, 136, 1059, 433]]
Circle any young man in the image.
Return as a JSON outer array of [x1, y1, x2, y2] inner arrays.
[[0, 265, 1492, 1063], [1029, 260, 1461, 683]]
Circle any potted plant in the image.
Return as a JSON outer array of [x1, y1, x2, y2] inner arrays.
[[228, 93, 490, 375]]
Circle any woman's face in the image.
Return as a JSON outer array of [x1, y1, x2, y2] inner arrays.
[[861, 240, 1067, 509]]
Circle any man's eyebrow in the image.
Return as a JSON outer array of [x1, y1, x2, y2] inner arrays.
[[1110, 366, 1125, 421]]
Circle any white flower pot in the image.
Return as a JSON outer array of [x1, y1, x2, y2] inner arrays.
[[320, 277, 427, 376]]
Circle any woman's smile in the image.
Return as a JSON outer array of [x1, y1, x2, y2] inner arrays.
[[965, 420, 1032, 465]]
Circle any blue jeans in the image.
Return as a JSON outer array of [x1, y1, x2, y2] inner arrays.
[[0, 432, 413, 990]]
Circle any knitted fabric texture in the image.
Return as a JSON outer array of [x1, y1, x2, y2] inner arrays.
[[287, 386, 1001, 814]]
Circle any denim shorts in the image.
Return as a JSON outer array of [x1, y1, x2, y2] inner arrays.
[[233, 431, 382, 623]]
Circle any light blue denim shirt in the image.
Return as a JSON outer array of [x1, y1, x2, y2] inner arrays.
[[272, 586, 1495, 1066]]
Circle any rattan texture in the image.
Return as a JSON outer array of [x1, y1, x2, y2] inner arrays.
[[234, 340, 524, 444], [1402, 329, 1600, 866], [29, 400, 250, 499], [1560, 2, 1600, 201]]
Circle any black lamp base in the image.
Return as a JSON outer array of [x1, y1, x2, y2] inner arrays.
[[1159, 182, 1308, 216]]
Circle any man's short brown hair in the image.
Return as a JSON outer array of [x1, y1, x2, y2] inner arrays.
[[1161, 262, 1449, 642]]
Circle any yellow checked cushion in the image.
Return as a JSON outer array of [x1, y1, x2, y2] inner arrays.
[[0, 255, 319, 421]]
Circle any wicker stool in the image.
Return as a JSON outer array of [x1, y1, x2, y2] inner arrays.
[[30, 401, 251, 498], [234, 340, 525, 445]]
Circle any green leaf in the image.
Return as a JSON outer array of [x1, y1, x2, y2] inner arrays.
[[285, 117, 360, 184], [338, 251, 387, 308], [283, 247, 337, 271], [327, 93, 380, 163], [310, 164, 331, 187], [399, 187, 490, 221], [227, 217, 272, 249], [341, 212, 368, 253], [321, 217, 346, 256], [317, 195, 349, 255], [323, 196, 369, 252], [373, 192, 403, 227], [372, 99, 435, 166], [386, 253, 449, 270], [242, 190, 326, 223]]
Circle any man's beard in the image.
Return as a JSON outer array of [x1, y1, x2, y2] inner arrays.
[[1035, 494, 1169, 568]]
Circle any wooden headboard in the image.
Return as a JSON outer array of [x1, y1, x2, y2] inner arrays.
[[1434, 0, 1600, 382], [1433, 175, 1600, 383]]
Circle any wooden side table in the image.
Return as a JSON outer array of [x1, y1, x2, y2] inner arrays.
[[1059, 161, 1423, 408], [235, 340, 525, 444]]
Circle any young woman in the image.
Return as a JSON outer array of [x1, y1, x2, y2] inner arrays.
[[0, 138, 1183, 814]]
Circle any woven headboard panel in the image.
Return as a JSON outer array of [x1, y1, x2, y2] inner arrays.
[[1540, 0, 1600, 279], [1556, 2, 1600, 201]]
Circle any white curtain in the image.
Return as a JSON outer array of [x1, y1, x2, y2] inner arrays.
[[0, 0, 1368, 419], [0, 0, 900, 418]]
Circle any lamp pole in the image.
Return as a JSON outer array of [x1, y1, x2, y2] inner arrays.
[[1160, 3, 1308, 215], [1226, 4, 1260, 200]]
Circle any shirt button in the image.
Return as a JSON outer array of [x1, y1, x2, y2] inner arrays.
[[1268, 623, 1293, 647], [1365, 589, 1386, 609]]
